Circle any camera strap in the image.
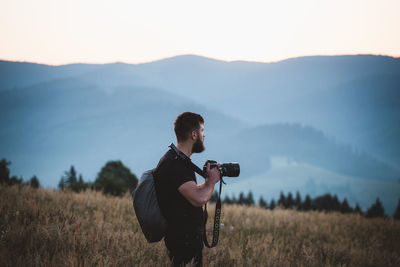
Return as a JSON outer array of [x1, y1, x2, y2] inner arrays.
[[202, 179, 223, 248], [169, 143, 223, 248]]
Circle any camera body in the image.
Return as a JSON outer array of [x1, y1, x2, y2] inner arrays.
[[203, 160, 240, 177]]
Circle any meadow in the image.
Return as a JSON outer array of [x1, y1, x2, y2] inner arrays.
[[1, 185, 399, 266]]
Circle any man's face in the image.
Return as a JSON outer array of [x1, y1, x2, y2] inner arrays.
[[192, 123, 205, 153]]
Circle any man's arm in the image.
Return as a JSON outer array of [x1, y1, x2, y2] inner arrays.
[[178, 163, 221, 207]]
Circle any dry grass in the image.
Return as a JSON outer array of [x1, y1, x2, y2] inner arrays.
[[1, 185, 399, 267]]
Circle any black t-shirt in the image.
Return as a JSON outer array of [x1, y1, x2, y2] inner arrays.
[[154, 148, 204, 248]]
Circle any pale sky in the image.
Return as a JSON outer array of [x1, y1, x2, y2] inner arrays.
[[1, 0, 399, 65]]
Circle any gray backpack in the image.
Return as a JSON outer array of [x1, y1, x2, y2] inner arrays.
[[131, 169, 167, 243]]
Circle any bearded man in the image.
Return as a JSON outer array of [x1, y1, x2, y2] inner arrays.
[[154, 112, 221, 266]]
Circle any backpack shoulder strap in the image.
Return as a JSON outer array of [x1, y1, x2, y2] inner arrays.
[[169, 143, 207, 178]]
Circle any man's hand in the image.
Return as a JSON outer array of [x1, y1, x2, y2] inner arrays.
[[205, 162, 221, 185]]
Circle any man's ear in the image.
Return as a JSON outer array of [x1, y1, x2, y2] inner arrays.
[[191, 130, 197, 140]]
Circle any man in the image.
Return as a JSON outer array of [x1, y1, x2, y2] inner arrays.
[[154, 112, 221, 266]]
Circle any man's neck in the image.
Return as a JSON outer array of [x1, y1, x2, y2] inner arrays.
[[177, 142, 192, 158]]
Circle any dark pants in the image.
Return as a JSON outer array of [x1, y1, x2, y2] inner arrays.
[[167, 246, 202, 267], [165, 229, 203, 267]]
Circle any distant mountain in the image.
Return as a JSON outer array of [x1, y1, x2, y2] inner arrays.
[[130, 55, 400, 118], [128, 56, 400, 166], [0, 60, 102, 91], [39, 54, 398, 168]]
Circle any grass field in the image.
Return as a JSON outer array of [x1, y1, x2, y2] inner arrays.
[[1, 185, 399, 266]]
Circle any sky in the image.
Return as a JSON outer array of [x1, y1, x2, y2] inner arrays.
[[0, 0, 399, 65]]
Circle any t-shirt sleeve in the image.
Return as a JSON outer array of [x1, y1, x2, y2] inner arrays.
[[169, 160, 196, 190]]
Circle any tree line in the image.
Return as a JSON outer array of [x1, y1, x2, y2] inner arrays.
[[210, 190, 400, 220], [0, 158, 138, 196], [0, 159, 40, 188], [2, 157, 400, 219], [57, 160, 138, 196]]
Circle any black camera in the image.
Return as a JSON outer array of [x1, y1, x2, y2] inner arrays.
[[203, 160, 240, 177]]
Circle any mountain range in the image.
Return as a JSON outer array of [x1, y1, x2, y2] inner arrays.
[[0, 54, 399, 213]]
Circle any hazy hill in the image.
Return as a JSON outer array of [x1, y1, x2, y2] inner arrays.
[[1, 74, 395, 186], [222, 123, 399, 181], [226, 156, 400, 214], [132, 55, 400, 119], [298, 73, 400, 167], [0, 77, 246, 186]]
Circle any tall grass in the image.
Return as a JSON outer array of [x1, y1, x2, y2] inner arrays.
[[1, 185, 399, 266]]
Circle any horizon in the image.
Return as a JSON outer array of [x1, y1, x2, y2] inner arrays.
[[1, 53, 399, 67]]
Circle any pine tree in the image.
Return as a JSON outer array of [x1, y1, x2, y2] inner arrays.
[[302, 195, 312, 211], [294, 191, 302, 209], [246, 191, 255, 206], [60, 166, 89, 192], [77, 174, 87, 192], [29, 175, 40, 189], [354, 203, 363, 215], [58, 177, 65, 190], [258, 196, 268, 209], [340, 198, 353, 213], [366, 198, 385, 218], [68, 166, 77, 188], [278, 191, 286, 208], [393, 199, 400, 220], [269, 199, 276, 210], [62, 165, 78, 190], [332, 195, 341, 211], [287, 192, 294, 209], [238, 192, 245, 205], [0, 158, 11, 184]]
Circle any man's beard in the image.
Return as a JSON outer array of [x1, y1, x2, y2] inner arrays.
[[192, 136, 205, 153]]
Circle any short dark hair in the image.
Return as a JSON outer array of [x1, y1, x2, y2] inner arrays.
[[174, 112, 204, 142]]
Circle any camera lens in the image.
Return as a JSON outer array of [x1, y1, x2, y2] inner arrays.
[[203, 160, 240, 178], [221, 163, 240, 177]]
